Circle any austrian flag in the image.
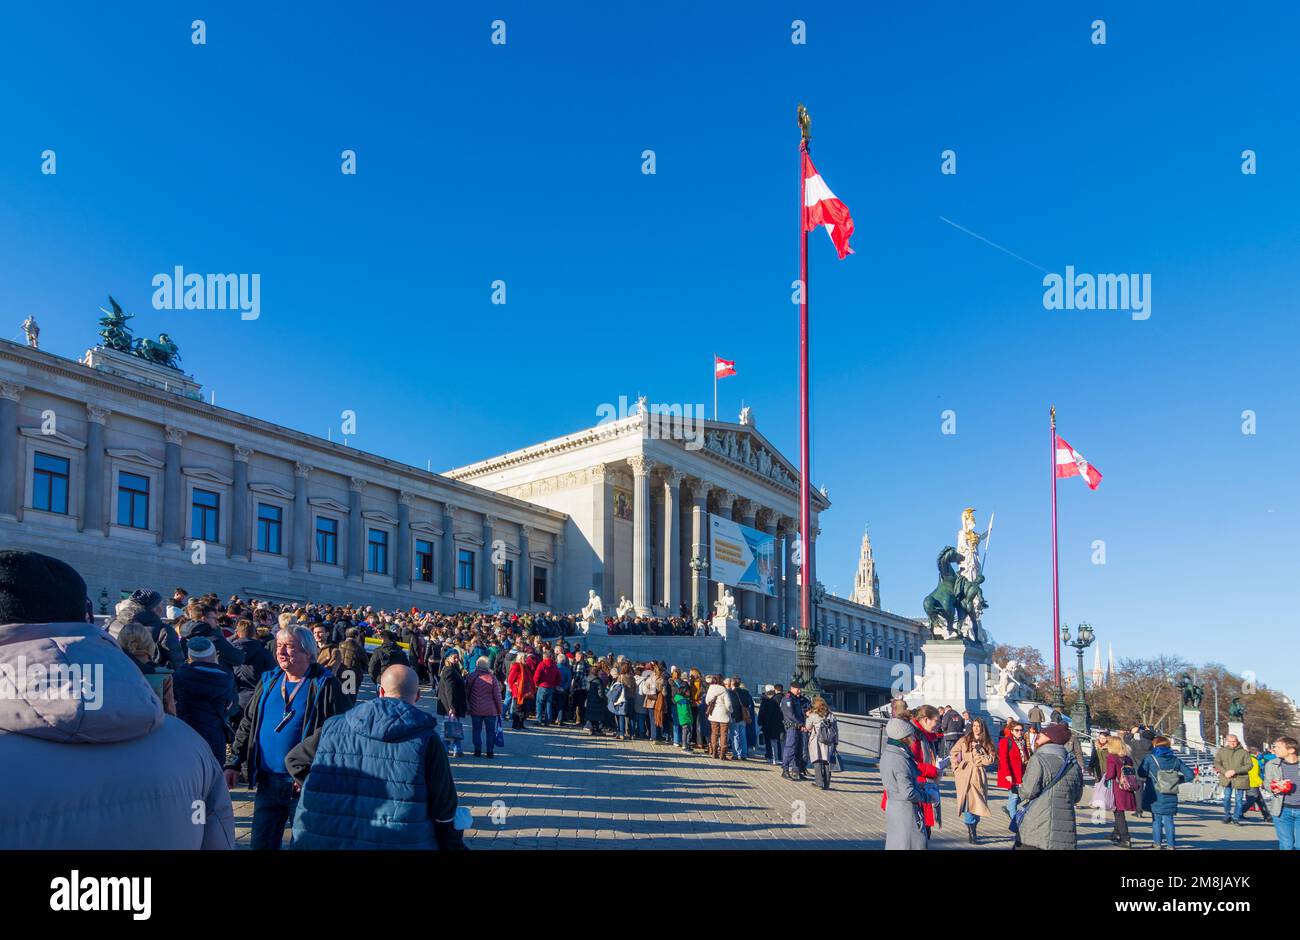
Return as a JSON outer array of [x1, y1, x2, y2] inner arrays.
[[715, 356, 736, 379], [1055, 435, 1103, 490], [802, 152, 855, 259]]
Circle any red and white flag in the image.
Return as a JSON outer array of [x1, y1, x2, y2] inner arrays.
[[802, 151, 855, 259], [1055, 435, 1103, 490], [715, 356, 736, 379]]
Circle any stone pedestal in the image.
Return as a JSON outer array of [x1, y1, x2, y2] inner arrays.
[[82, 347, 202, 400], [905, 639, 992, 714], [579, 618, 608, 636], [1181, 708, 1207, 750], [711, 614, 738, 638], [1227, 721, 1246, 745]]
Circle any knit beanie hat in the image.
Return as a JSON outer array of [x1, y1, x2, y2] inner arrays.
[[885, 717, 914, 741], [0, 550, 87, 624]]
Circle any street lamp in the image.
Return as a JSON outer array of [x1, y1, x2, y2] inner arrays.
[[1061, 621, 1095, 732], [688, 555, 708, 620]]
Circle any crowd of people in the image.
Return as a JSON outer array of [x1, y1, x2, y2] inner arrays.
[[880, 699, 1299, 851], [2, 548, 1296, 853]]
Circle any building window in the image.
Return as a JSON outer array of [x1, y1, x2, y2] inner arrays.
[[32, 452, 70, 514], [117, 472, 150, 529], [415, 539, 434, 583], [456, 548, 475, 590], [190, 488, 220, 542], [495, 559, 514, 598], [367, 528, 389, 574], [315, 517, 338, 565], [256, 503, 282, 554], [532, 565, 548, 604]]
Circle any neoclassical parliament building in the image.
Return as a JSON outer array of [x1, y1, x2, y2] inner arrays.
[[0, 337, 924, 710]]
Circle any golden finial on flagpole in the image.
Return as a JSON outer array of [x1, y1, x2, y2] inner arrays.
[[1050, 405, 1056, 428], [797, 103, 811, 144]]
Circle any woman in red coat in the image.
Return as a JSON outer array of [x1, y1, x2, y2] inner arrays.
[[997, 721, 1028, 819], [879, 705, 944, 832], [506, 653, 536, 726], [1102, 737, 1138, 847]]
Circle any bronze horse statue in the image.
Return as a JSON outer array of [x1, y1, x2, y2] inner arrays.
[[922, 546, 987, 641]]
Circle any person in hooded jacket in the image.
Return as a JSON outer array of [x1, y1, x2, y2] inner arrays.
[[286, 665, 464, 850], [0, 550, 234, 849], [1139, 735, 1194, 849], [112, 588, 184, 670], [173, 636, 237, 763]]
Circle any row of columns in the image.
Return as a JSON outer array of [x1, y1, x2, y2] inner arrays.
[[0, 384, 553, 608], [621, 456, 813, 629]]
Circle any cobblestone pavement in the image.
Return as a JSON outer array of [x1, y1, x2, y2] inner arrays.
[[231, 698, 1278, 849]]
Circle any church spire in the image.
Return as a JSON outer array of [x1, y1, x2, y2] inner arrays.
[[851, 526, 880, 608]]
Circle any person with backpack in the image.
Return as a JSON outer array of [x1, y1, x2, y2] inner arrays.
[[1102, 737, 1139, 847], [172, 636, 238, 764], [1015, 723, 1084, 850], [804, 696, 839, 790], [368, 631, 409, 684], [1139, 735, 1194, 849]]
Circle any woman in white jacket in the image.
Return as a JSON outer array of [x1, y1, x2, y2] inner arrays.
[[705, 676, 733, 759]]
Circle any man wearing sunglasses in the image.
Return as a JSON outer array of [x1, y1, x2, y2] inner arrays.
[[224, 624, 349, 850]]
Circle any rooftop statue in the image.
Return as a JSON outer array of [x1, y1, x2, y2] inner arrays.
[[134, 333, 182, 370], [97, 296, 135, 352]]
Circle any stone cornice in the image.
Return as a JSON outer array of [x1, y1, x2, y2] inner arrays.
[[0, 339, 567, 523]]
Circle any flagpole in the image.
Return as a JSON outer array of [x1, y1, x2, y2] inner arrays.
[[1050, 404, 1064, 708], [713, 353, 717, 421], [795, 104, 818, 697]]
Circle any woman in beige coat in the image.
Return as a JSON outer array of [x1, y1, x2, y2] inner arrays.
[[950, 717, 995, 844]]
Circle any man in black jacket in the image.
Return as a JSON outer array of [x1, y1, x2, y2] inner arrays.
[[179, 603, 245, 670], [780, 683, 808, 781], [759, 685, 785, 765], [173, 636, 237, 763], [230, 619, 276, 727], [940, 706, 965, 759], [224, 625, 349, 850], [1128, 727, 1155, 816]]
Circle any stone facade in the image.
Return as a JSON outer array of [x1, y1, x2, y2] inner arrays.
[[0, 340, 565, 611]]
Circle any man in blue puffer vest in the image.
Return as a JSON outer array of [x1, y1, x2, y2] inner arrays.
[[285, 664, 465, 850]]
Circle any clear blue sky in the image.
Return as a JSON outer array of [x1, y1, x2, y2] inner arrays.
[[2, 3, 1295, 694]]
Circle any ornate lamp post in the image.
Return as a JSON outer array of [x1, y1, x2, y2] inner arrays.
[[793, 579, 825, 699], [98, 588, 109, 616], [688, 555, 708, 621], [1061, 621, 1095, 732]]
